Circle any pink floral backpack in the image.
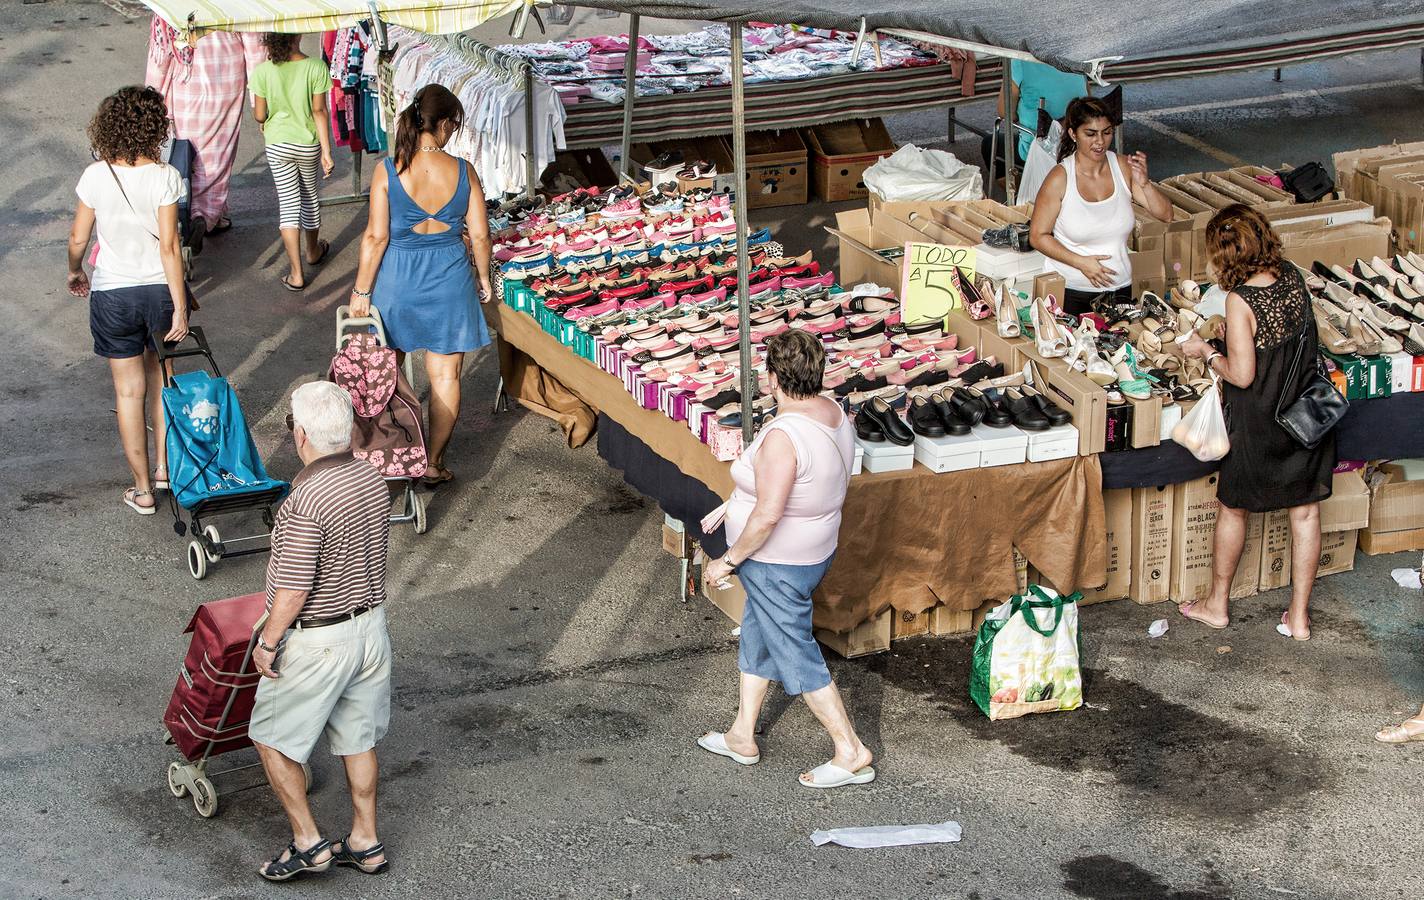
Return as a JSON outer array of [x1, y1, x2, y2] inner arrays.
[[328, 333, 427, 479]]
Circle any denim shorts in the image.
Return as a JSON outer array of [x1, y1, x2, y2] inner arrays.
[[89, 283, 175, 359]]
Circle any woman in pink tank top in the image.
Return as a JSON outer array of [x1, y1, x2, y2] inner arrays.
[[697, 331, 875, 790]]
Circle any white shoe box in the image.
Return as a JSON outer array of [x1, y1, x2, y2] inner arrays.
[[853, 446, 864, 476], [687, 402, 709, 439], [855, 435, 915, 472], [977, 244, 1048, 280], [913, 430, 984, 473], [970, 422, 1029, 467], [1388, 352, 1416, 393], [1026, 423, 1079, 462], [1158, 402, 1183, 441]]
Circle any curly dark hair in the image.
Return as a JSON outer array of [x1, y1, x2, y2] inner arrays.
[[263, 32, 301, 62], [1206, 204, 1286, 291], [88, 86, 169, 165]]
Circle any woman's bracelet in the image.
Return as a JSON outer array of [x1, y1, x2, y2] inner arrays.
[[1205, 351, 1223, 367], [351, 288, 371, 298]]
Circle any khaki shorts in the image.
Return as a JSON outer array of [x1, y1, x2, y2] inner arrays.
[[249, 604, 391, 763]]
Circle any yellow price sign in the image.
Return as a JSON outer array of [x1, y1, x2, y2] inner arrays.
[[900, 242, 977, 325]]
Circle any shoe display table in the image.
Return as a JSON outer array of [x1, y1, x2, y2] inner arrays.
[[489, 302, 1108, 637]]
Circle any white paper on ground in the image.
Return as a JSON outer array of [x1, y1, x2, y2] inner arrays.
[[1148, 619, 1169, 638], [811, 820, 963, 849], [1390, 568, 1423, 589]]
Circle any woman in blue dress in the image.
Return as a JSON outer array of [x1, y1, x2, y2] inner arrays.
[[350, 85, 493, 485]]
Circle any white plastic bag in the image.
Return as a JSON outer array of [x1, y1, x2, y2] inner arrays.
[[864, 144, 983, 201], [1015, 120, 1062, 205], [1171, 377, 1231, 461]]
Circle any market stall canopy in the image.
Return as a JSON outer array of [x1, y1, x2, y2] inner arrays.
[[560, 1, 1424, 78], [141, 0, 530, 38]]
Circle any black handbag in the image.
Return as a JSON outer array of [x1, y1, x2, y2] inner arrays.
[[1274, 323, 1348, 449], [1279, 162, 1335, 203]]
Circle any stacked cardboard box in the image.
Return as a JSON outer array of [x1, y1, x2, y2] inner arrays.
[[1334, 141, 1424, 253], [803, 118, 896, 202]]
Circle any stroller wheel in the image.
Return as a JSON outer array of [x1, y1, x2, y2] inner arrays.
[[191, 776, 218, 818], [187, 540, 209, 580], [413, 492, 428, 535], [202, 525, 222, 562], [167, 762, 189, 798]]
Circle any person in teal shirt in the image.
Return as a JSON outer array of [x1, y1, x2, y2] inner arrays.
[[251, 33, 334, 291], [982, 60, 1087, 169]]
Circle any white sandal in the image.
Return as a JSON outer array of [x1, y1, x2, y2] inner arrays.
[[799, 762, 876, 789], [123, 488, 157, 516], [696, 732, 760, 766]]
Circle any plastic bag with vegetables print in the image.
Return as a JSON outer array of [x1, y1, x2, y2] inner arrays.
[[970, 585, 1084, 721]]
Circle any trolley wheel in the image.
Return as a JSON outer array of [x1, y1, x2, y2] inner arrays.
[[191, 776, 218, 818], [412, 491, 428, 535], [302, 763, 313, 793], [167, 762, 189, 798], [202, 525, 222, 562], [187, 540, 208, 580]]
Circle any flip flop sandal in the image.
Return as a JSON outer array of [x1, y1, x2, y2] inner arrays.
[[422, 467, 455, 486], [123, 488, 157, 516], [281, 276, 306, 292], [1375, 719, 1424, 744], [333, 836, 390, 875], [308, 240, 332, 266], [1178, 600, 1227, 629], [798, 762, 876, 789], [696, 732, 760, 766], [259, 839, 334, 882], [1276, 611, 1311, 641]]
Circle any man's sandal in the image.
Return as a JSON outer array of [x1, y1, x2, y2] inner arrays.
[[258, 839, 333, 882], [333, 835, 390, 874]]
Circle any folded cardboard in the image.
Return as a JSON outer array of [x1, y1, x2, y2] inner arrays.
[[1319, 469, 1371, 532], [804, 118, 896, 202], [831, 208, 901, 288], [1258, 508, 1293, 591], [1130, 484, 1174, 604], [1080, 488, 1132, 604], [1365, 463, 1424, 533]]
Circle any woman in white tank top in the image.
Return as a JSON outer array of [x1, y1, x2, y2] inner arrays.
[[1029, 96, 1172, 316]]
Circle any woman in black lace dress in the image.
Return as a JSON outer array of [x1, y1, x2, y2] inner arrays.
[[1178, 205, 1334, 640]]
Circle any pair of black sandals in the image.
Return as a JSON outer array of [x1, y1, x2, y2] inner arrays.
[[259, 835, 388, 882]]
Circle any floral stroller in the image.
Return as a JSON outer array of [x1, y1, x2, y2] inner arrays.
[[330, 308, 429, 534]]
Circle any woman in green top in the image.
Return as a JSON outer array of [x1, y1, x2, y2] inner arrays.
[[251, 33, 334, 291]]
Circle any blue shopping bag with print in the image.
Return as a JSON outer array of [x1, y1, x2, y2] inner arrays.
[[163, 370, 287, 510]]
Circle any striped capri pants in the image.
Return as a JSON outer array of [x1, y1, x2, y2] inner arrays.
[[265, 142, 321, 231]]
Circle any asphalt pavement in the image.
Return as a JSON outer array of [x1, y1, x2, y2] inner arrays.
[[1, 3, 1422, 899]]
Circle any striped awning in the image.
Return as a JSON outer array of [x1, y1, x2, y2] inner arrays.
[[140, 0, 530, 38]]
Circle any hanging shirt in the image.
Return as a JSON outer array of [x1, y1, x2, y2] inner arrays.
[[1011, 60, 1087, 159], [250, 56, 330, 146]]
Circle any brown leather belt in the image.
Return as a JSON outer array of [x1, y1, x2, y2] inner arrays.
[[295, 604, 376, 630]]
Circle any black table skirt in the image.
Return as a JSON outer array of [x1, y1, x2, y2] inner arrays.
[[1100, 391, 1424, 490]]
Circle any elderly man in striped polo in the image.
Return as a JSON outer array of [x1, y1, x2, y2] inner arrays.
[[249, 380, 394, 882]]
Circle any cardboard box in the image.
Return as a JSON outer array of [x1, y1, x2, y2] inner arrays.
[[1259, 509, 1293, 591], [1130, 484, 1174, 604], [1126, 396, 1162, 449], [730, 130, 807, 208], [1358, 526, 1424, 555], [928, 603, 974, 636], [890, 606, 931, 640], [816, 608, 891, 658], [1324, 351, 1391, 400], [1388, 353, 1420, 394], [831, 208, 901, 288], [1319, 470, 1371, 532], [1080, 488, 1132, 604], [804, 118, 896, 202], [1230, 513, 1265, 600], [1365, 463, 1424, 534], [1169, 474, 1220, 605], [661, 517, 693, 559], [1024, 353, 1107, 455], [1129, 247, 1167, 298], [1012, 545, 1030, 595], [700, 567, 746, 623], [1318, 530, 1359, 572], [1104, 400, 1133, 453], [1226, 165, 1294, 203]]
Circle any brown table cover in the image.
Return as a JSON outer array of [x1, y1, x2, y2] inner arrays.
[[489, 305, 1107, 633]]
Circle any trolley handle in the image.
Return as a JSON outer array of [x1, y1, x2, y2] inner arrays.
[[153, 326, 221, 386]]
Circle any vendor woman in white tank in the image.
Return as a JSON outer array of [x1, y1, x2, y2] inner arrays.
[[1029, 96, 1173, 316]]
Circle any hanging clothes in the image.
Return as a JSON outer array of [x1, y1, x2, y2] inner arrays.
[[389, 27, 566, 200], [145, 16, 267, 229]]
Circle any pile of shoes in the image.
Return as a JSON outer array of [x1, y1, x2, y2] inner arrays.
[[1304, 256, 1424, 356]]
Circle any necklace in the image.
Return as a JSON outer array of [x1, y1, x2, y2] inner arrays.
[[418, 146, 442, 153]]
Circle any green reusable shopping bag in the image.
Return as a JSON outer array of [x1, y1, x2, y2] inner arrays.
[[969, 585, 1084, 720]]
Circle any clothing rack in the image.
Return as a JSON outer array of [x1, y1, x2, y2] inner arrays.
[[322, 17, 392, 207], [413, 31, 538, 199]]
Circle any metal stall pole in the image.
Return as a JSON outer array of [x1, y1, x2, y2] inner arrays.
[[1002, 59, 1017, 203], [619, 14, 641, 179], [730, 21, 754, 444], [523, 62, 537, 198]]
